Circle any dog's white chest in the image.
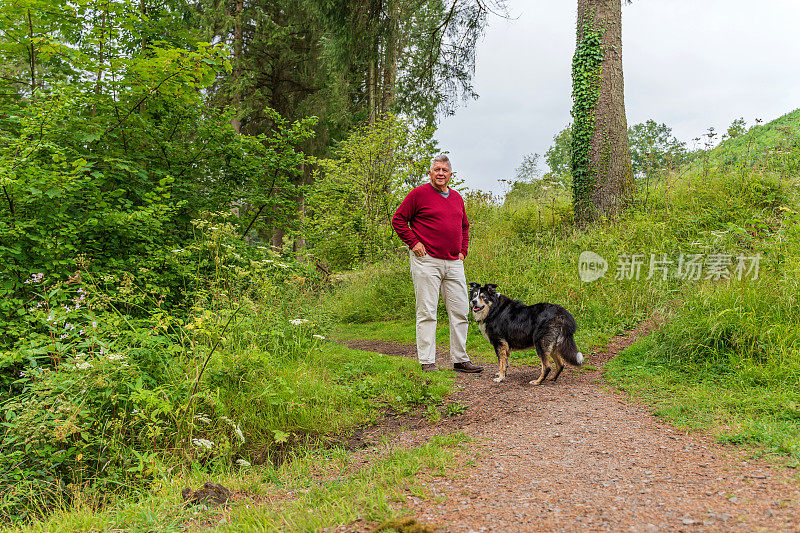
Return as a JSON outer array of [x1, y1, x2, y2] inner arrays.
[[478, 322, 490, 343]]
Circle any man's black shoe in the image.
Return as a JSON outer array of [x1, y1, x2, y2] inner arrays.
[[421, 363, 440, 372], [453, 361, 483, 373]]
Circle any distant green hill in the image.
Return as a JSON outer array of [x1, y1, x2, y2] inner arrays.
[[701, 108, 800, 172]]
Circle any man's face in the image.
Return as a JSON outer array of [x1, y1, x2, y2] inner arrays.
[[429, 161, 452, 191]]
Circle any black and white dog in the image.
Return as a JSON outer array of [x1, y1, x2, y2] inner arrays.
[[468, 283, 584, 384]]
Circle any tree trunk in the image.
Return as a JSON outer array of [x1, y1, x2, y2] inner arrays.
[[295, 162, 308, 250], [92, 1, 108, 117], [140, 0, 147, 51], [572, 0, 633, 223], [231, 0, 243, 134], [271, 227, 284, 250], [368, 59, 376, 123], [380, 1, 399, 116], [27, 9, 36, 98]]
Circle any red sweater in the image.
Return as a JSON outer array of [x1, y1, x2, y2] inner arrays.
[[392, 184, 469, 260]]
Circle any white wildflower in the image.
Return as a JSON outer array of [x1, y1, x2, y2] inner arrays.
[[60, 333, 69, 339], [289, 318, 309, 326], [312, 334, 326, 340], [64, 323, 75, 331], [193, 414, 212, 424], [192, 438, 215, 450], [92, 321, 98, 328], [75, 361, 93, 370], [276, 263, 290, 269], [221, 416, 245, 443], [108, 353, 126, 362], [235, 459, 251, 467], [172, 249, 185, 254]]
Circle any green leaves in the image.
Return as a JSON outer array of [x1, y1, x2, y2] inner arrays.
[[571, 17, 604, 219], [306, 114, 436, 270]]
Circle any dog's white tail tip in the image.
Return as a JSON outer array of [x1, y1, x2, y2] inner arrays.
[[576, 352, 584, 365]]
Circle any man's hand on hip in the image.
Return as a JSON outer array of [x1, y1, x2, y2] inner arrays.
[[412, 242, 426, 257]]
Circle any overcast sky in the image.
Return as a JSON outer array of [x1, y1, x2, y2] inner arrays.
[[437, 0, 800, 194]]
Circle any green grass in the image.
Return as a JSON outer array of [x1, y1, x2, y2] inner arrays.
[[205, 340, 454, 463], [1, 337, 456, 524], [333, 318, 609, 368], [697, 108, 800, 175], [13, 108, 800, 527], [14, 433, 470, 532], [330, 108, 800, 464], [606, 270, 800, 461]]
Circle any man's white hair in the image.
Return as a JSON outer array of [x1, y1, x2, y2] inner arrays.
[[430, 154, 451, 172]]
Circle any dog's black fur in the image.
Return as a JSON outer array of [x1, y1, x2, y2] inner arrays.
[[468, 283, 583, 384]]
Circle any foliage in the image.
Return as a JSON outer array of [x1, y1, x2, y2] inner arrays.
[[545, 124, 573, 179], [16, 433, 468, 533], [570, 14, 603, 221], [627, 119, 690, 181], [315, 0, 502, 127], [0, 215, 454, 522], [726, 117, 747, 139], [0, 0, 497, 524], [327, 108, 800, 413], [606, 261, 800, 458], [306, 115, 436, 270], [696, 108, 800, 175]]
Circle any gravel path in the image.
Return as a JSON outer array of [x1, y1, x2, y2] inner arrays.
[[341, 327, 800, 532]]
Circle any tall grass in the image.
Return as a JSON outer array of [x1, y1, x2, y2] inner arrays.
[[330, 109, 800, 459], [328, 165, 793, 351]]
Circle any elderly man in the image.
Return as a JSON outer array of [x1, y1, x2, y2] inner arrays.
[[391, 154, 484, 373]]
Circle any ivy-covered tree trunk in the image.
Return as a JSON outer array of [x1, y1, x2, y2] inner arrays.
[[571, 0, 634, 223]]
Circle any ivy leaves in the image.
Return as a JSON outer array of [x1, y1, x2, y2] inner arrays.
[[571, 18, 604, 219]]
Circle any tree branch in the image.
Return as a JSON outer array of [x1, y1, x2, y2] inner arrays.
[[103, 67, 193, 135]]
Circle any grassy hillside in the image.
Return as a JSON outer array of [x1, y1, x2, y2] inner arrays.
[[605, 109, 800, 461], [704, 108, 800, 172], [332, 108, 800, 461]]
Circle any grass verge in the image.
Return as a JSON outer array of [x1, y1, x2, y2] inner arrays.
[[15, 433, 470, 532], [606, 276, 800, 463]]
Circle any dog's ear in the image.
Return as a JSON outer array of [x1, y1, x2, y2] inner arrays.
[[486, 283, 498, 293], [468, 282, 481, 290]]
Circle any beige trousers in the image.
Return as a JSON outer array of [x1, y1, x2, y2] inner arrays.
[[409, 251, 470, 365]]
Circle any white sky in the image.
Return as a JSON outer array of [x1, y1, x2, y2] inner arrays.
[[437, 0, 800, 194]]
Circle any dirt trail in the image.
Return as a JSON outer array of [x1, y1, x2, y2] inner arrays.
[[341, 326, 800, 532]]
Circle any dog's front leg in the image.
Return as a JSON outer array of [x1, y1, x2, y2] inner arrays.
[[493, 341, 510, 383]]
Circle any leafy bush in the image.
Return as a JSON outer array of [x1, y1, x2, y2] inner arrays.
[[0, 216, 318, 520], [306, 115, 436, 271]]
